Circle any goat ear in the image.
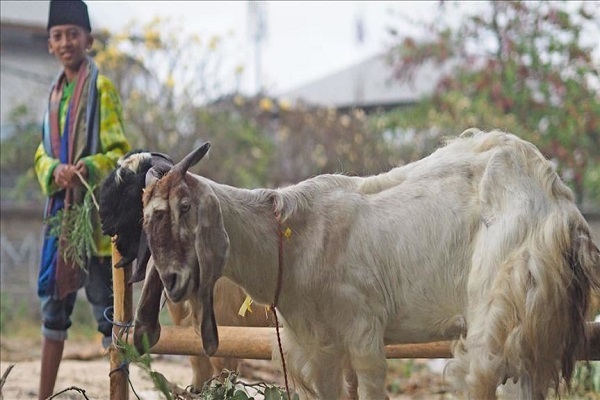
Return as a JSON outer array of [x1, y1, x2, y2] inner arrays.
[[129, 230, 151, 284], [174, 142, 211, 176], [98, 171, 120, 236], [194, 187, 229, 356], [200, 289, 219, 355], [133, 260, 163, 354]]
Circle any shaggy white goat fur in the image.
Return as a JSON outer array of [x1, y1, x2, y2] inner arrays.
[[141, 130, 600, 399]]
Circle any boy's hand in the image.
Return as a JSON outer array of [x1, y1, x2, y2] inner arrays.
[[75, 160, 88, 180], [53, 163, 84, 189]]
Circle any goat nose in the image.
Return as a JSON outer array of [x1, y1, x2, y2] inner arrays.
[[162, 273, 177, 292]]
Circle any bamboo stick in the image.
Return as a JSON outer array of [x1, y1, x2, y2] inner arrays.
[[129, 322, 600, 360], [109, 244, 132, 400]]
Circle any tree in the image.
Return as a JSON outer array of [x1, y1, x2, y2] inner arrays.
[[225, 97, 398, 186], [0, 105, 44, 203], [92, 18, 275, 187], [93, 18, 398, 188], [383, 0, 600, 205]]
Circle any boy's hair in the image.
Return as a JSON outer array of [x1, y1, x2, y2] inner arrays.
[[47, 0, 91, 33]]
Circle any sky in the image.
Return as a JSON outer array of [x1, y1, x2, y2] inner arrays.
[[86, 1, 446, 96]]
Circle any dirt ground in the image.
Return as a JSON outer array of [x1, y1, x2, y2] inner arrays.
[[0, 335, 206, 400], [0, 335, 453, 400]]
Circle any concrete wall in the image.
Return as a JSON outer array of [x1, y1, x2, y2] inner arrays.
[[0, 203, 45, 315]]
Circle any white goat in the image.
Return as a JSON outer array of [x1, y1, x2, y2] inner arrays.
[[139, 130, 600, 399]]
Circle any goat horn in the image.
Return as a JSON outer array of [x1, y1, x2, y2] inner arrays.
[[173, 142, 211, 176]]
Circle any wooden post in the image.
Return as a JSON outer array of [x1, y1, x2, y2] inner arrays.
[[109, 244, 132, 400], [130, 322, 600, 361]]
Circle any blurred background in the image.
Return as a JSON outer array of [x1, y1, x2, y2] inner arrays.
[[1, 0, 599, 372]]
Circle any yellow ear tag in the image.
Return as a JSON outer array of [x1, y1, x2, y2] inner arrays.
[[283, 227, 292, 240], [238, 294, 254, 317]]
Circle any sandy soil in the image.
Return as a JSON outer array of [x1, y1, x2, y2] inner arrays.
[[0, 336, 202, 399], [0, 335, 452, 400]]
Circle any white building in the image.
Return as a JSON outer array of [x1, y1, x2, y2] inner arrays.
[[1, 1, 59, 139], [280, 54, 445, 112]]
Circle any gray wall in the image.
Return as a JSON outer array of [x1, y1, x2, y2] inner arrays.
[[0, 203, 45, 315]]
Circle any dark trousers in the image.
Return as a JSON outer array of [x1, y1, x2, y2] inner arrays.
[[41, 256, 113, 342]]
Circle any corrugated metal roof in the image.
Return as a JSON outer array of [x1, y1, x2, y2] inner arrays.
[[281, 54, 445, 109]]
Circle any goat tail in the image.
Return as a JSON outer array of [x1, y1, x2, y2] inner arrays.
[[449, 210, 600, 399]]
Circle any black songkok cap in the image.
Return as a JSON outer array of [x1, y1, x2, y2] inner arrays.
[[47, 0, 92, 33]]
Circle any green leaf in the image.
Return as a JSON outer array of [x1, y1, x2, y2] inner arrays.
[[231, 390, 250, 400], [264, 387, 282, 400]]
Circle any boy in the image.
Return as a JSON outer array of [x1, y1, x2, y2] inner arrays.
[[33, 1, 130, 398]]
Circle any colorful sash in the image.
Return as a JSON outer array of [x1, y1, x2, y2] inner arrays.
[[39, 57, 100, 299]]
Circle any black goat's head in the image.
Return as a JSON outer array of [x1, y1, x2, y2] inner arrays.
[[99, 149, 174, 282]]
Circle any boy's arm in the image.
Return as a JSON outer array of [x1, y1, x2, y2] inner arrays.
[[34, 141, 61, 197], [79, 76, 131, 185]]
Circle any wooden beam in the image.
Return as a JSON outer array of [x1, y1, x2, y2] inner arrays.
[[109, 245, 132, 400], [128, 322, 600, 360]]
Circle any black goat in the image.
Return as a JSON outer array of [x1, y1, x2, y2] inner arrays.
[[99, 148, 274, 391], [99, 150, 173, 282]]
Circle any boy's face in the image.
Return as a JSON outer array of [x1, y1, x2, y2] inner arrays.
[[48, 25, 93, 73]]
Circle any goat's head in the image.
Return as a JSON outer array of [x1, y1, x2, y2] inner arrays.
[[142, 142, 229, 355], [99, 150, 173, 282]]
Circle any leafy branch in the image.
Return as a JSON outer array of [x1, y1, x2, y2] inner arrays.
[[45, 171, 99, 270], [115, 334, 298, 400]]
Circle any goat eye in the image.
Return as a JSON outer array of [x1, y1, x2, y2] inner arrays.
[[152, 210, 167, 222], [180, 200, 191, 214]]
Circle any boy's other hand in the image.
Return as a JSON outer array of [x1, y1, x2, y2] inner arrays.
[[75, 160, 88, 180], [53, 163, 82, 189]]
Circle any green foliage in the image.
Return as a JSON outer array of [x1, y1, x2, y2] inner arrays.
[[0, 293, 37, 335], [94, 20, 400, 189], [92, 19, 281, 188], [223, 97, 398, 186], [0, 104, 43, 202], [187, 108, 274, 188], [0, 104, 39, 170], [116, 336, 297, 400], [385, 0, 600, 205], [571, 361, 600, 396], [0, 293, 13, 334], [197, 372, 298, 400], [46, 185, 98, 270]]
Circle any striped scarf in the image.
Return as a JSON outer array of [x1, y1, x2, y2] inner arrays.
[[39, 57, 101, 299]]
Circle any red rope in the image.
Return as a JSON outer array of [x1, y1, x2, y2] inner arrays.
[[271, 211, 291, 399]]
